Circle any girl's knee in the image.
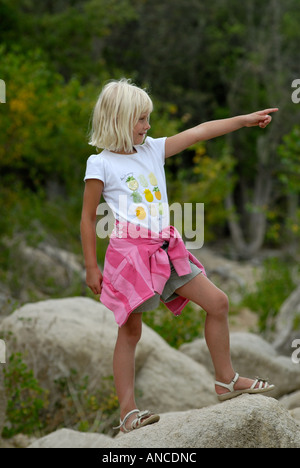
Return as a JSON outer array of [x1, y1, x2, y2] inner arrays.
[[119, 314, 142, 346], [128, 326, 142, 346], [217, 291, 229, 316], [210, 291, 229, 319]]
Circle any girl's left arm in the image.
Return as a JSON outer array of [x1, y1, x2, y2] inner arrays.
[[165, 108, 278, 159]]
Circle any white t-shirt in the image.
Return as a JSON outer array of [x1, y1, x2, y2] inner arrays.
[[84, 137, 170, 233]]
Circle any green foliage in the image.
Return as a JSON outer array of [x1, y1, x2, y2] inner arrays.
[[52, 370, 119, 435], [167, 143, 236, 241], [2, 353, 49, 438], [0, 0, 137, 81], [1, 0, 300, 257], [242, 258, 298, 333], [0, 47, 94, 194], [0, 47, 97, 278], [2, 352, 119, 438], [143, 302, 206, 349], [278, 126, 300, 195]]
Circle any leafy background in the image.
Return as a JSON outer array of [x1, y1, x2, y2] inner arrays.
[[1, 0, 300, 259]]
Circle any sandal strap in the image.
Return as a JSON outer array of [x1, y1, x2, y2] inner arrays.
[[215, 372, 239, 392], [113, 409, 140, 432], [251, 377, 269, 390], [131, 410, 152, 430]]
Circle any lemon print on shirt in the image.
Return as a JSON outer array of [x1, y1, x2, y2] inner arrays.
[[136, 206, 147, 220], [129, 203, 148, 222], [126, 176, 139, 191], [149, 172, 158, 186], [144, 189, 154, 203]]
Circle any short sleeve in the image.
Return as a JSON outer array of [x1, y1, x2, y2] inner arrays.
[[84, 154, 106, 184], [143, 137, 167, 166]]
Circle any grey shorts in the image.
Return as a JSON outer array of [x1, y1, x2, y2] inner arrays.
[[132, 243, 202, 313]]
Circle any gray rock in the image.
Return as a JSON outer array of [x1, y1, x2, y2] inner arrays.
[[28, 428, 111, 449], [272, 285, 300, 355], [279, 390, 300, 410], [290, 408, 300, 423], [29, 396, 300, 448]]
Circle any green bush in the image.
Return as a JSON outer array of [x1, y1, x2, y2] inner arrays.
[[242, 257, 298, 333], [52, 370, 119, 435], [2, 353, 49, 438], [2, 352, 119, 438], [0, 47, 94, 195]]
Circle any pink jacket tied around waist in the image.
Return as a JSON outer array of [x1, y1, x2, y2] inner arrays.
[[100, 222, 206, 326]]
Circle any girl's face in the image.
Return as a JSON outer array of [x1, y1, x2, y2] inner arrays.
[[133, 113, 151, 146]]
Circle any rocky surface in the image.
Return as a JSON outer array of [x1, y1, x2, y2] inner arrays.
[[272, 285, 300, 356], [28, 396, 300, 448], [1, 296, 300, 449]]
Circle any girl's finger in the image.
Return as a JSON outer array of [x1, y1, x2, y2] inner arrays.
[[258, 108, 279, 116]]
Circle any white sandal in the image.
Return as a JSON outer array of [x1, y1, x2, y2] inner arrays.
[[215, 373, 275, 402], [113, 409, 160, 433]]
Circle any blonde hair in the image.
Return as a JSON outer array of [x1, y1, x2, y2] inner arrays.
[[89, 79, 153, 153]]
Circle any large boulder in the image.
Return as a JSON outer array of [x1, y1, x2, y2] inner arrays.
[[272, 285, 300, 356], [28, 395, 300, 448], [0, 297, 217, 415], [28, 428, 111, 449], [272, 385, 300, 422], [2, 240, 85, 303], [180, 332, 300, 398]]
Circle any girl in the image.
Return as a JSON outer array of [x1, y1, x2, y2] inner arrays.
[[80, 79, 278, 433]]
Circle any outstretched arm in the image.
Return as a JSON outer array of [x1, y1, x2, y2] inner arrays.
[[165, 108, 279, 159]]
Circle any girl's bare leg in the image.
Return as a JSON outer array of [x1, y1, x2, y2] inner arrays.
[[175, 273, 261, 395], [113, 312, 143, 428]]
